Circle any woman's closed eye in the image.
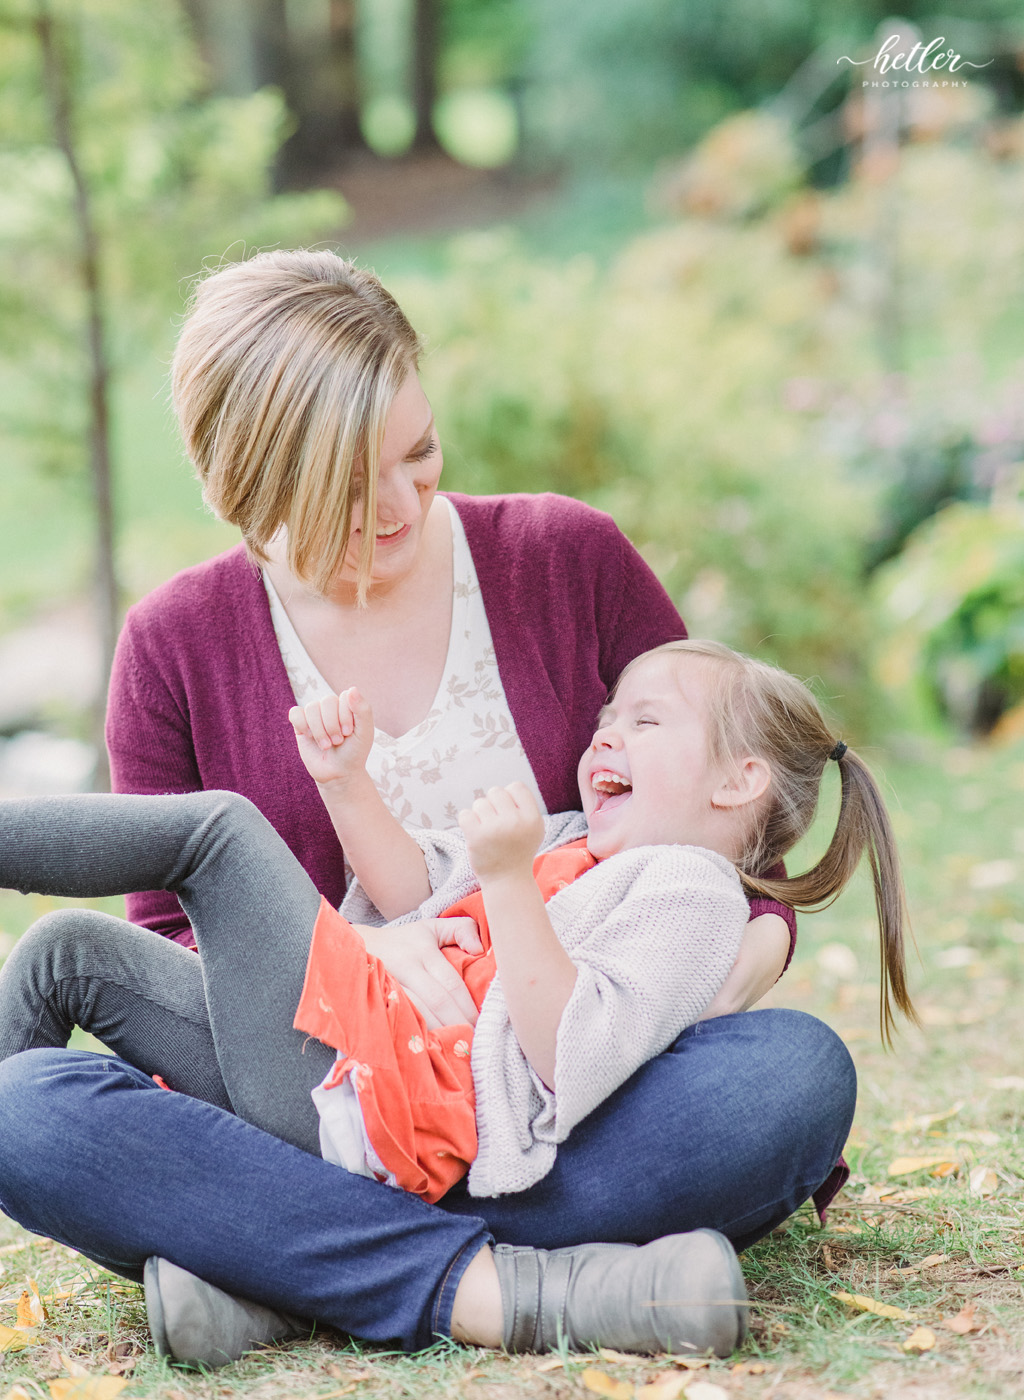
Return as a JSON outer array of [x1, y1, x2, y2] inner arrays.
[[407, 436, 438, 463]]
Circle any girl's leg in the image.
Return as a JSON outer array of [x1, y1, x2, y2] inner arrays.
[[0, 908, 232, 1111], [0, 791, 336, 1151]]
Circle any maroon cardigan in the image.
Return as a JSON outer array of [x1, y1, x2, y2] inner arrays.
[[107, 491, 796, 948]]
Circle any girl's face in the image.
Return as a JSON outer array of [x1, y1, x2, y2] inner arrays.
[[577, 653, 732, 860], [336, 373, 444, 591]]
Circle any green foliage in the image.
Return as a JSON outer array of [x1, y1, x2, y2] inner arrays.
[[0, 0, 346, 513], [390, 218, 878, 733], [381, 106, 1024, 737], [876, 498, 1024, 734], [519, 0, 1024, 173]]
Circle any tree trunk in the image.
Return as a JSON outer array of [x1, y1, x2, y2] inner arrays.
[[35, 1, 120, 791], [410, 0, 441, 152], [278, 0, 368, 185]]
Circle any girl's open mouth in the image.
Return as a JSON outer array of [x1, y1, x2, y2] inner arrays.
[[591, 771, 632, 814]]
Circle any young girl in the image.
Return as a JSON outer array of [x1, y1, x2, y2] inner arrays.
[[0, 639, 912, 1211], [287, 638, 914, 1202]]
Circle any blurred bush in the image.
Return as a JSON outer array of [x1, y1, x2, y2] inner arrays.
[[877, 497, 1024, 735], [0, 0, 347, 490], [389, 104, 1024, 738]]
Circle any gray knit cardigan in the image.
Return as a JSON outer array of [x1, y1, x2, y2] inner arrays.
[[341, 814, 750, 1197]]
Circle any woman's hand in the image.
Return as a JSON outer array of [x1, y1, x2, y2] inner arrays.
[[289, 687, 374, 790], [458, 783, 544, 885], [356, 917, 483, 1029], [698, 913, 790, 1020]]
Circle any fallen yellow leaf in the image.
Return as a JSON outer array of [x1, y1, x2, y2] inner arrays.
[[0, 1323, 32, 1353], [731, 1361, 769, 1374], [903, 1325, 937, 1353], [896, 1253, 947, 1275], [941, 1302, 982, 1334], [582, 1370, 633, 1400], [681, 1384, 728, 1400], [533, 1358, 564, 1372], [891, 1102, 964, 1133], [16, 1280, 46, 1330], [41, 1281, 90, 1306], [888, 1155, 958, 1177], [599, 1349, 640, 1364], [3, 1386, 34, 1400], [58, 1355, 90, 1378], [832, 1291, 914, 1321], [668, 1356, 711, 1369], [48, 1382, 127, 1400], [636, 1378, 685, 1400], [968, 1166, 998, 1198]]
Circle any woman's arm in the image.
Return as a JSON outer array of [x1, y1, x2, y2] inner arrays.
[[106, 613, 202, 945], [697, 913, 790, 1019]]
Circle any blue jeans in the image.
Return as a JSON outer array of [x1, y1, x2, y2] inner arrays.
[[0, 1009, 854, 1351]]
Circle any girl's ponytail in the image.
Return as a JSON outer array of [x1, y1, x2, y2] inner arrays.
[[613, 639, 916, 1045], [743, 744, 915, 1047]]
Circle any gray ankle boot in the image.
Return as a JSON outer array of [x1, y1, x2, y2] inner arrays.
[[493, 1229, 747, 1356], [144, 1257, 307, 1368]]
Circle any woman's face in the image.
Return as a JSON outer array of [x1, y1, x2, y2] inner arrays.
[[337, 373, 444, 593]]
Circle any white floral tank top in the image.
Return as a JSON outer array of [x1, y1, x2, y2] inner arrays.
[[264, 498, 546, 829]]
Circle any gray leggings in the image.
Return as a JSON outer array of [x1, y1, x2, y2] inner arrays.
[[0, 791, 337, 1155]]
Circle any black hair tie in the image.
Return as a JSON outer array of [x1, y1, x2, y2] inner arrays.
[[829, 740, 847, 762]]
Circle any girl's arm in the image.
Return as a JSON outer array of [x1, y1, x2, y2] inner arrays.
[[290, 689, 431, 920], [458, 784, 576, 1089]]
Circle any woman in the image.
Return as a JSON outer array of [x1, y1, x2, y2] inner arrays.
[[0, 250, 855, 1363]]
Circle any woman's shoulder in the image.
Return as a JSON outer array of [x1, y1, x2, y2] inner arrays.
[[444, 491, 624, 551], [123, 543, 260, 638]]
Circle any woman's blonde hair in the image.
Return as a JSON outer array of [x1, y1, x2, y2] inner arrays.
[[613, 639, 915, 1045], [172, 249, 422, 599]]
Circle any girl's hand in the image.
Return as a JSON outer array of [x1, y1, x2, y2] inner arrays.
[[356, 917, 483, 1028], [289, 687, 374, 789], [458, 783, 544, 885]]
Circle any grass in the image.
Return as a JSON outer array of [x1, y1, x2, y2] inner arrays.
[[1, 733, 1023, 1396]]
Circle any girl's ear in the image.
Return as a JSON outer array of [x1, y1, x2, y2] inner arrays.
[[711, 757, 771, 810]]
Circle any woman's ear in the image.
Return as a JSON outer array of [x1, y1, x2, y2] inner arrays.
[[711, 757, 771, 810]]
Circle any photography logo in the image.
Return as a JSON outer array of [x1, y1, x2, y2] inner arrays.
[[838, 35, 993, 87]]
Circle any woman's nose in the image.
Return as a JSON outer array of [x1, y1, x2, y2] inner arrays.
[[375, 466, 422, 522]]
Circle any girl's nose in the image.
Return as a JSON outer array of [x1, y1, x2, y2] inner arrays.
[[592, 727, 622, 751]]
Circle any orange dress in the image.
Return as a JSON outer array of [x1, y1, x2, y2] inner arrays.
[[293, 839, 596, 1203]]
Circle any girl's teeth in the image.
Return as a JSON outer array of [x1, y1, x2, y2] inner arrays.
[[592, 770, 631, 795], [376, 522, 404, 537]]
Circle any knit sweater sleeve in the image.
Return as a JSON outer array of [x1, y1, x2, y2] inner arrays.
[[549, 847, 749, 1136], [467, 845, 750, 1195]]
